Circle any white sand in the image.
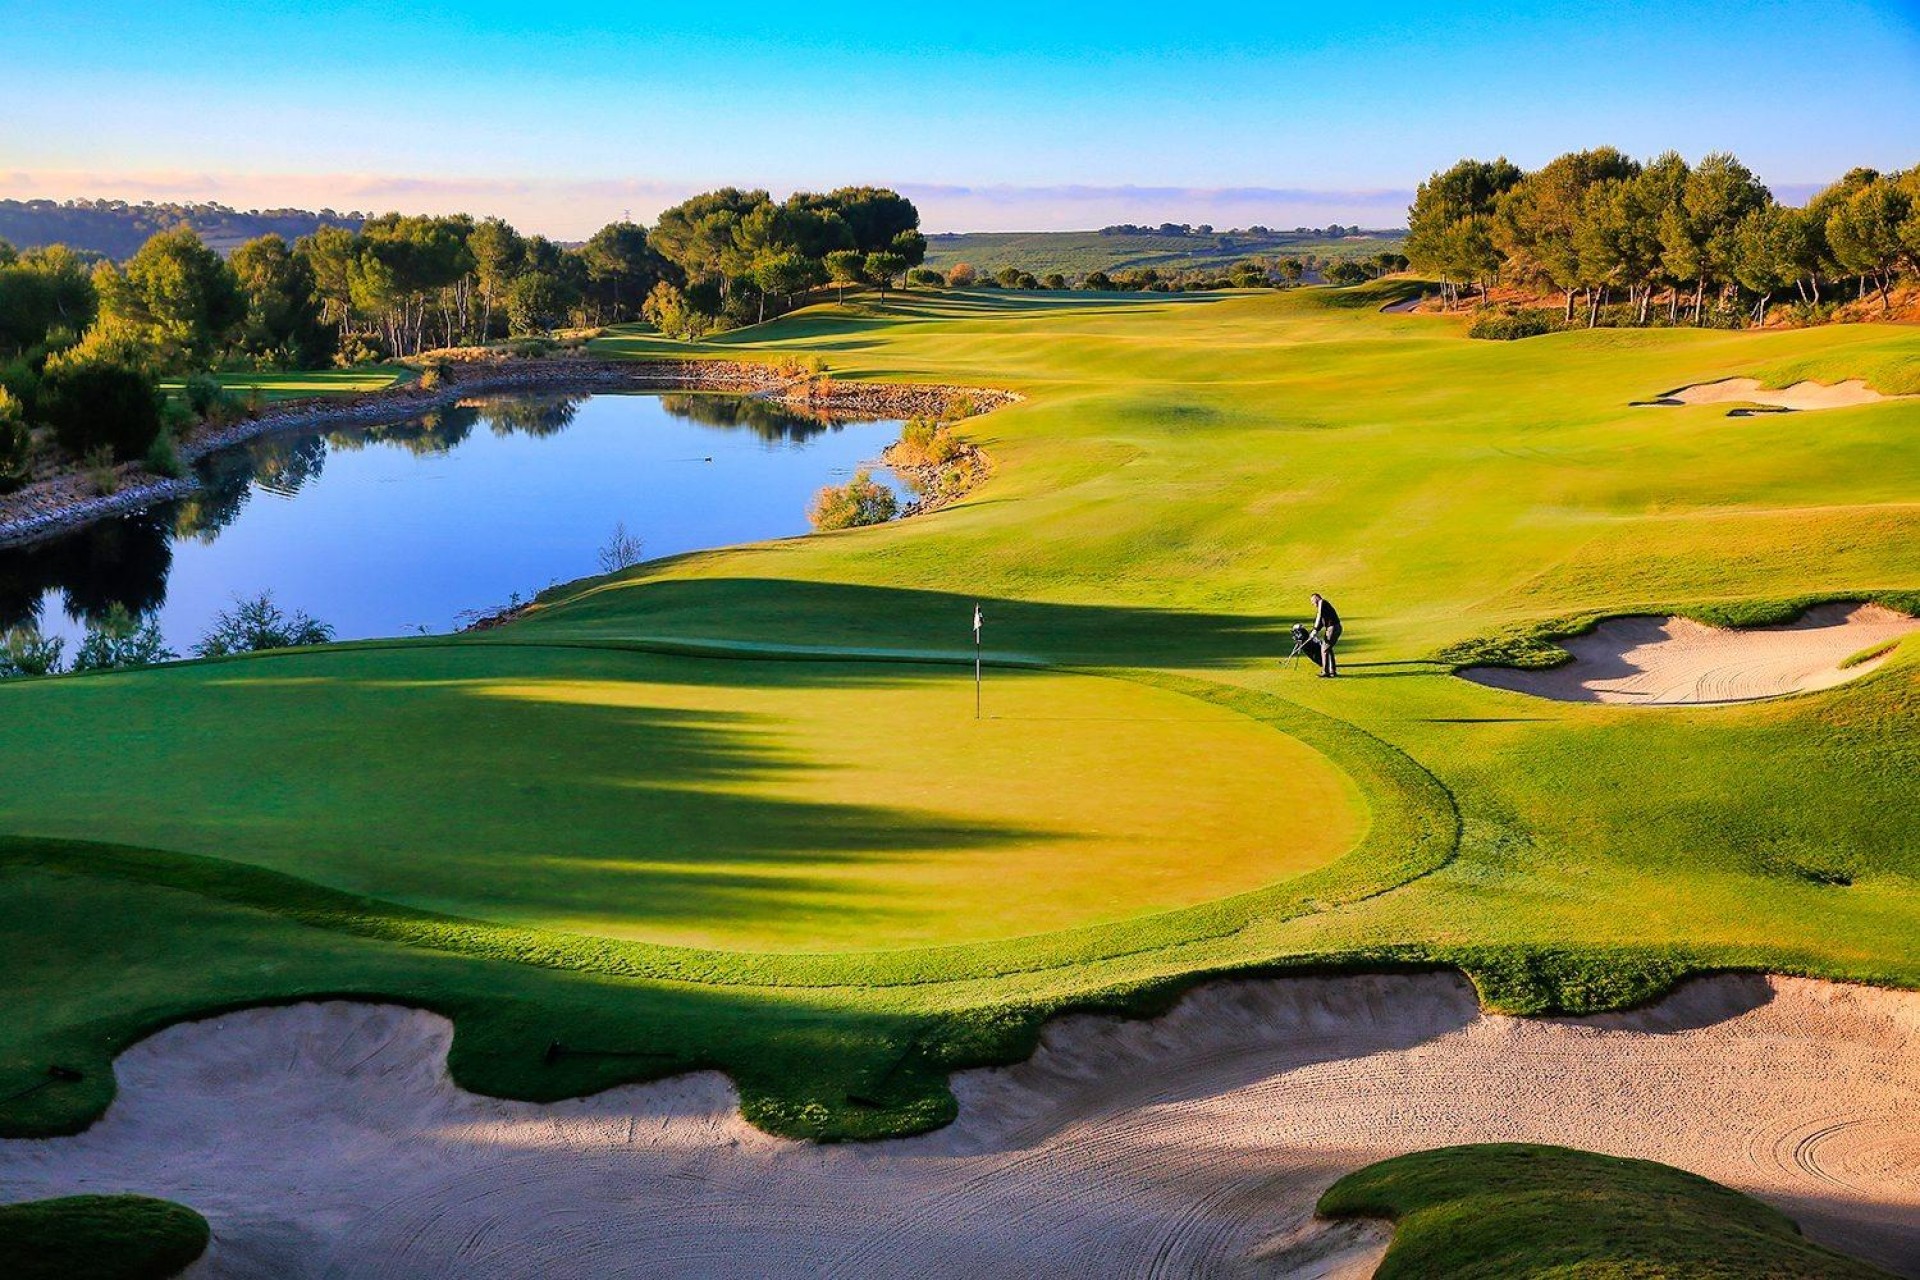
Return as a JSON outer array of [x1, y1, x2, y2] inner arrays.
[[1651, 377, 1893, 410], [1462, 602, 1918, 705], [2, 972, 1915, 1278]]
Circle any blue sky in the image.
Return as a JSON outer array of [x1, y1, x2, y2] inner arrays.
[[2, 0, 1915, 235]]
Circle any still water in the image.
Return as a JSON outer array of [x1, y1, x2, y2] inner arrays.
[[0, 393, 906, 648]]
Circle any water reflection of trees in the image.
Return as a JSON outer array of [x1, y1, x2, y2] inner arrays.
[[655, 393, 846, 443], [467, 394, 584, 438], [0, 512, 174, 632], [0, 392, 877, 635]]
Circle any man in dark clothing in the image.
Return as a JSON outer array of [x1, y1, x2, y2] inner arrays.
[[1309, 593, 1342, 677]]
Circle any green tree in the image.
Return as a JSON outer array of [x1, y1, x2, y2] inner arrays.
[[1406, 157, 1522, 306], [231, 234, 333, 367], [641, 281, 710, 341], [827, 188, 920, 253], [468, 217, 526, 338], [1493, 147, 1640, 320], [98, 227, 245, 368], [1825, 175, 1912, 312], [0, 244, 98, 356], [864, 252, 908, 300], [825, 250, 866, 303], [578, 221, 660, 323]]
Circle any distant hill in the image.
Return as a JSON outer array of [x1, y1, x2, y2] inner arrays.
[[921, 226, 1406, 276], [0, 199, 365, 260]]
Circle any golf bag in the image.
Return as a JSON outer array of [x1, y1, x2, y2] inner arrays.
[[1288, 623, 1326, 669]]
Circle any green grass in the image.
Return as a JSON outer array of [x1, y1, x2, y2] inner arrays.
[[0, 1195, 208, 1280], [157, 366, 412, 402], [0, 284, 1914, 1143], [1318, 1144, 1893, 1278], [920, 228, 1404, 275]]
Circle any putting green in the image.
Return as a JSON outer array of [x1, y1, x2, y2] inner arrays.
[[0, 644, 1364, 952]]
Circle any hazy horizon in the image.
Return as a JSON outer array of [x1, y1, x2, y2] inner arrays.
[[2, 0, 1914, 238]]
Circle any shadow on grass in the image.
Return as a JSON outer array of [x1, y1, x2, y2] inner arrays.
[[505, 576, 1322, 669]]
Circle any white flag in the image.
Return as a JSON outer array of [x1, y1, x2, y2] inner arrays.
[[972, 604, 983, 637]]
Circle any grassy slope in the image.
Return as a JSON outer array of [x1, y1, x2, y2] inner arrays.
[[1318, 1144, 1893, 1278], [156, 366, 411, 402], [1, 284, 1914, 1143], [0, 1195, 209, 1280], [921, 229, 1403, 275]]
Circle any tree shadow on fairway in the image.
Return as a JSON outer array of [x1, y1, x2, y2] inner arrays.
[[0, 646, 1088, 947], [506, 576, 1309, 670]]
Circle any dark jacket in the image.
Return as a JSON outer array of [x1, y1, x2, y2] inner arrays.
[[1314, 598, 1341, 632]]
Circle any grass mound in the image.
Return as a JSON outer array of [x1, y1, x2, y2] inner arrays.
[[0, 1195, 209, 1280], [1318, 1143, 1893, 1278]]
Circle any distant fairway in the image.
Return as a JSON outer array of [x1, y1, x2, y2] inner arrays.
[[0, 647, 1363, 951], [1, 281, 1914, 1147]]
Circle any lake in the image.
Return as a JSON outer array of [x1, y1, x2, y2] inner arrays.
[[0, 392, 908, 650]]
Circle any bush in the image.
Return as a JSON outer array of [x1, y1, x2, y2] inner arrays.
[[334, 332, 391, 367], [1468, 307, 1567, 341], [906, 267, 945, 289], [193, 591, 334, 657], [182, 372, 222, 417], [1084, 271, 1114, 291], [71, 605, 175, 671], [946, 263, 977, 287], [0, 627, 64, 678], [144, 430, 184, 479], [808, 468, 898, 531], [0, 387, 29, 493], [38, 359, 162, 461], [893, 416, 964, 467], [1324, 260, 1371, 286]]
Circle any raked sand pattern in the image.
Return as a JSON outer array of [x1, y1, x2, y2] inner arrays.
[[1, 972, 1915, 1278], [1463, 602, 1918, 705]]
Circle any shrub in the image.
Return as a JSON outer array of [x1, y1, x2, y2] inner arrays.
[[808, 468, 898, 531], [994, 267, 1023, 288], [1324, 260, 1371, 286], [334, 332, 391, 367], [1042, 273, 1067, 290], [0, 387, 29, 493], [1084, 271, 1114, 291], [193, 591, 334, 657], [596, 521, 645, 574], [1468, 307, 1566, 341], [906, 267, 945, 289], [0, 627, 64, 678], [38, 359, 162, 461], [71, 605, 175, 671], [182, 372, 223, 417], [144, 430, 185, 479], [893, 416, 964, 467], [946, 263, 977, 287], [83, 446, 118, 495]]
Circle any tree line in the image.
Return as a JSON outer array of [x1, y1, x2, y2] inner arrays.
[[0, 184, 928, 493], [1406, 148, 1920, 324]]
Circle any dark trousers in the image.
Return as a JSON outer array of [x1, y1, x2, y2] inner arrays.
[[1320, 623, 1341, 675]]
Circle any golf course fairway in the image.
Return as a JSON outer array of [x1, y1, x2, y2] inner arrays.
[[0, 283, 1914, 1154]]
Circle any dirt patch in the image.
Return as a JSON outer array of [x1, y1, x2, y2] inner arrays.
[[1641, 377, 1895, 411], [1461, 602, 1919, 705], [1, 972, 1913, 1278]]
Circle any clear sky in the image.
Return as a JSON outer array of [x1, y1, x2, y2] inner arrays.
[[2, 0, 1915, 236]]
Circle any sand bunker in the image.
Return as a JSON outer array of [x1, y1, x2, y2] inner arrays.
[[1462, 602, 1918, 705], [2, 972, 1915, 1279], [1644, 377, 1895, 411]]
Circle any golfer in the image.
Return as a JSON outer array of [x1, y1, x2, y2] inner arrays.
[[1309, 593, 1342, 677]]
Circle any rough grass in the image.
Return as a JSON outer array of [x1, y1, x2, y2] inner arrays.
[[0, 1195, 209, 1280], [0, 285, 1914, 1143], [1318, 1144, 1894, 1278]]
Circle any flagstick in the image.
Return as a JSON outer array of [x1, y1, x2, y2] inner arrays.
[[974, 602, 983, 720]]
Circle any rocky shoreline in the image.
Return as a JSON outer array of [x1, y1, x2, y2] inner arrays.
[[0, 358, 1019, 549]]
